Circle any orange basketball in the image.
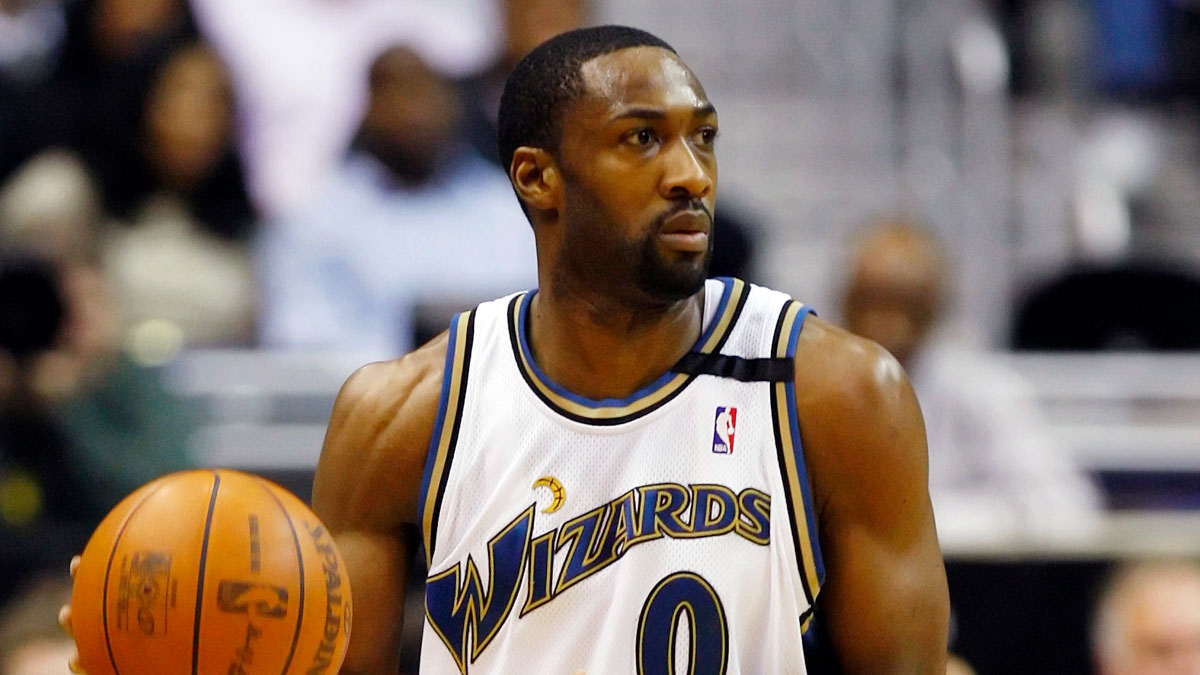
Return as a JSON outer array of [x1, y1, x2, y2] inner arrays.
[[70, 469, 352, 675]]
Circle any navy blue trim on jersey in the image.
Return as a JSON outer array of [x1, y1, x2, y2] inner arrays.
[[419, 310, 476, 566], [784, 305, 826, 586], [507, 277, 750, 426], [770, 300, 825, 626]]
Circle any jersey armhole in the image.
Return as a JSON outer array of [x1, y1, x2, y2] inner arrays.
[[418, 309, 476, 567], [769, 300, 826, 631]]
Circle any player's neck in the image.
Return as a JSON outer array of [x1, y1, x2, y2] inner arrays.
[[527, 284, 704, 400]]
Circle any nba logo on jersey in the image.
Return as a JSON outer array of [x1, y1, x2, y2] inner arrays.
[[713, 406, 737, 454]]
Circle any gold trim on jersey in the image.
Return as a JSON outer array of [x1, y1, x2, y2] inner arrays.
[[772, 300, 825, 614], [509, 278, 748, 424], [422, 310, 474, 566]]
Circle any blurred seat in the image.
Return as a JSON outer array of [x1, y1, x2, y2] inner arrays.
[[1014, 263, 1200, 351], [162, 349, 368, 500]]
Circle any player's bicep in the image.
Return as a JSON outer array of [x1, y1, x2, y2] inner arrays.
[[819, 505, 947, 673], [804, 344, 949, 673], [310, 361, 436, 674]]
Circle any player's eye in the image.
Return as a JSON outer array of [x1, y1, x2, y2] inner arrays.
[[627, 128, 656, 147], [694, 127, 718, 147]]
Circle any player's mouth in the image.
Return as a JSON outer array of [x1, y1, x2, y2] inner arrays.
[[658, 210, 711, 253]]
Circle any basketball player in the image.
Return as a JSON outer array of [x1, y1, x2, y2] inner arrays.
[[310, 26, 949, 674], [65, 25, 951, 674]]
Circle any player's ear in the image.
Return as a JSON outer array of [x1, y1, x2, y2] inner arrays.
[[510, 147, 560, 213]]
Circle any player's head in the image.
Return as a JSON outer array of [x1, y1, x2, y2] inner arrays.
[[841, 219, 946, 368], [1091, 559, 1200, 675], [499, 25, 718, 305]]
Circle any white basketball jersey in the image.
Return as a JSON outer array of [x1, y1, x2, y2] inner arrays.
[[418, 278, 824, 674]]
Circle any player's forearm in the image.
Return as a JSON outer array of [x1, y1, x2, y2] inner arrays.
[[339, 655, 401, 675], [833, 584, 950, 674]]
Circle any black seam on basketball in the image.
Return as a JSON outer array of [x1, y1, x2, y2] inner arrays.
[[250, 476, 305, 675], [430, 309, 475, 561], [770, 303, 815, 607], [101, 481, 170, 675], [191, 471, 222, 675]]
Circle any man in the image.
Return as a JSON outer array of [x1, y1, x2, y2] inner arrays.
[[1091, 559, 1200, 675], [257, 42, 536, 357], [840, 220, 1099, 540], [189, 0, 492, 217], [313, 26, 948, 674]]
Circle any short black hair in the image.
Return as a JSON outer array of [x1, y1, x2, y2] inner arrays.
[[497, 25, 676, 174]]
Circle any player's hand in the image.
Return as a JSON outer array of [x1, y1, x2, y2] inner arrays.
[[59, 555, 86, 674]]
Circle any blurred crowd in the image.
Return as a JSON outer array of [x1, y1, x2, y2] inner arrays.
[[1, 0, 1200, 673], [0, 0, 762, 611]]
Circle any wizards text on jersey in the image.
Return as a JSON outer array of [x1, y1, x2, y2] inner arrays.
[[424, 482, 772, 672]]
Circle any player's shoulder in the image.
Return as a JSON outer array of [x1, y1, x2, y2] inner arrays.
[[790, 314, 926, 499], [792, 313, 909, 407], [740, 280, 900, 393], [336, 332, 449, 423], [329, 331, 449, 463], [314, 333, 450, 526]]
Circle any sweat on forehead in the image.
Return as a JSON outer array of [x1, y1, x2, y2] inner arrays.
[[577, 47, 705, 109]]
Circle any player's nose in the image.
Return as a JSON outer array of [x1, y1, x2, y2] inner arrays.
[[660, 138, 713, 201]]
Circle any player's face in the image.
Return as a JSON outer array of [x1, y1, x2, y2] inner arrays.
[[555, 46, 718, 305]]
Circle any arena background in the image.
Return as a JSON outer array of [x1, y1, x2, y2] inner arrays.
[[3, 0, 1200, 673]]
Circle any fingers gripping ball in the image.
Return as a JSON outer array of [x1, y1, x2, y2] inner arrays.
[[70, 469, 352, 675]]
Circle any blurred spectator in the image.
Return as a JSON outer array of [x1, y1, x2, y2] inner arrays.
[[0, 0, 200, 204], [57, 0, 198, 206], [0, 0, 72, 183], [257, 43, 536, 358], [191, 0, 494, 217], [839, 218, 1101, 540], [1091, 558, 1200, 675], [0, 151, 195, 535], [1013, 108, 1200, 351], [100, 41, 256, 346], [0, 574, 74, 674], [110, 39, 253, 240]]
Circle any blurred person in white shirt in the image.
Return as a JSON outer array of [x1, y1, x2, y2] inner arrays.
[[256, 42, 535, 359], [839, 218, 1101, 542], [190, 0, 495, 217]]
